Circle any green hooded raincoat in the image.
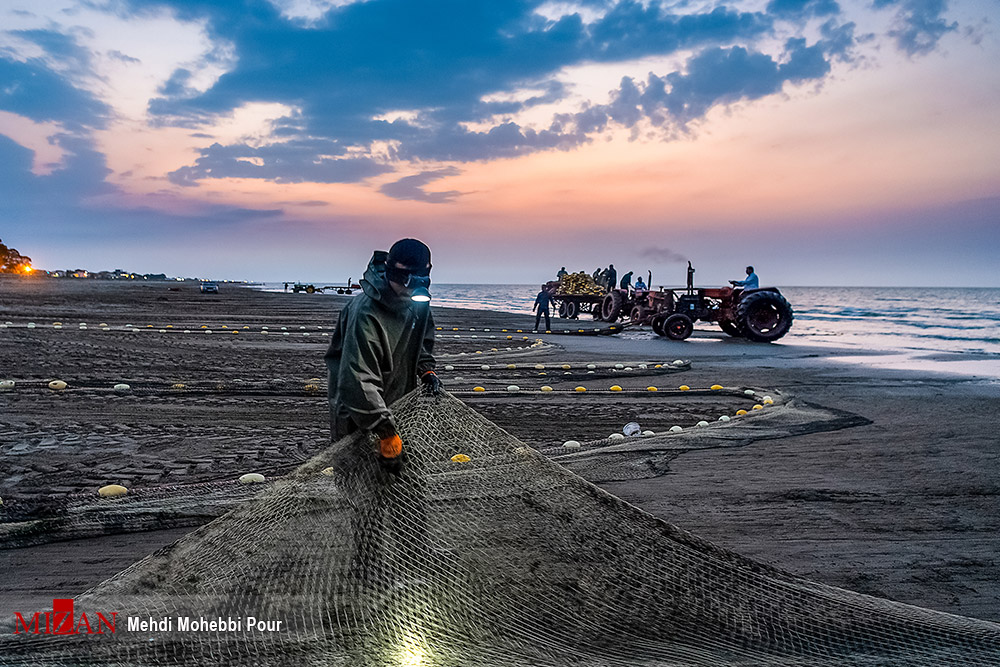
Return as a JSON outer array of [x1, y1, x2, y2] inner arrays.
[[324, 251, 436, 438]]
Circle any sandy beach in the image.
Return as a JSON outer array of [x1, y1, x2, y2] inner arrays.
[[1, 277, 998, 625]]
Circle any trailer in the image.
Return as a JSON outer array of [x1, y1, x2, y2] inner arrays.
[[544, 278, 605, 320]]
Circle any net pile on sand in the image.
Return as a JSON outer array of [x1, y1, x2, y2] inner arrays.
[[2, 391, 998, 666]]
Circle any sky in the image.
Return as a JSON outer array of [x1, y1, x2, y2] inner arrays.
[[1, 0, 998, 287]]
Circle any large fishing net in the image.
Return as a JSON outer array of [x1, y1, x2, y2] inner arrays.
[[2, 390, 999, 666]]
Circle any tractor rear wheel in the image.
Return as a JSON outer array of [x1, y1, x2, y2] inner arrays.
[[737, 291, 793, 342], [665, 314, 693, 340], [719, 321, 743, 338], [601, 291, 624, 321], [305, 285, 315, 294], [630, 306, 647, 325], [565, 300, 579, 319]]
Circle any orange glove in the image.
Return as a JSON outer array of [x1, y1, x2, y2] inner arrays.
[[379, 433, 403, 459]]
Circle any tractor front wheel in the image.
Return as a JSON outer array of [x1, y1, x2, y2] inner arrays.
[[665, 314, 694, 340], [736, 291, 794, 342]]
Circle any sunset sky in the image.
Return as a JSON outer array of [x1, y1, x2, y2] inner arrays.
[[1, 0, 997, 286]]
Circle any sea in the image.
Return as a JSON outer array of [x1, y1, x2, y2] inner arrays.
[[256, 283, 1000, 381]]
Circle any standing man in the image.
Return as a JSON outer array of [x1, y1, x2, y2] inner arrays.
[[606, 264, 617, 293], [325, 238, 440, 476], [730, 266, 759, 290], [619, 270, 633, 291], [533, 284, 554, 332], [557, 267, 568, 279]]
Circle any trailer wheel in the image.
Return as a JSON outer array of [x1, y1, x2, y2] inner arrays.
[[601, 292, 624, 321], [737, 291, 793, 342], [564, 300, 579, 319], [558, 301, 568, 318], [665, 314, 694, 340], [719, 321, 743, 338], [651, 314, 667, 336]]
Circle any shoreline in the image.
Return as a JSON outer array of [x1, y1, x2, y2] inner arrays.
[[1, 280, 998, 623]]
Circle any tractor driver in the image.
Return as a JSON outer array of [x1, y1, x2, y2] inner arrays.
[[730, 266, 759, 290], [324, 238, 440, 477]]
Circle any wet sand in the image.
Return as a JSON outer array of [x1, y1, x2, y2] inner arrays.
[[1, 277, 997, 623]]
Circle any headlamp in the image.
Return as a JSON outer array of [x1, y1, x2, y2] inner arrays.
[[386, 265, 432, 302]]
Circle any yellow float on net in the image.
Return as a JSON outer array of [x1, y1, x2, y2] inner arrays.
[[710, 384, 723, 390], [534, 364, 545, 370], [540, 386, 553, 392], [609, 385, 623, 392], [752, 404, 764, 410], [762, 396, 774, 405], [304, 384, 320, 392], [574, 386, 587, 392], [736, 409, 748, 416], [473, 386, 486, 392], [98, 484, 128, 498], [507, 364, 517, 369], [171, 383, 186, 391], [506, 336, 513, 340], [647, 386, 658, 392], [679, 385, 690, 391], [450, 454, 471, 463], [561, 364, 571, 370]]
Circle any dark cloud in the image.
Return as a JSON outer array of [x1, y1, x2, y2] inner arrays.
[[107, 49, 141, 64], [167, 140, 392, 185], [123, 0, 816, 171], [874, 0, 957, 55], [378, 167, 462, 203], [0, 133, 288, 247], [13, 29, 94, 73], [766, 0, 840, 20], [0, 55, 108, 128]]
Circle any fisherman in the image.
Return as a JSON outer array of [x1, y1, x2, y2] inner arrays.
[[634, 276, 647, 292], [606, 264, 617, 293], [619, 271, 633, 291], [324, 238, 440, 478], [730, 266, 759, 290], [557, 267, 568, 279], [533, 284, 555, 332]]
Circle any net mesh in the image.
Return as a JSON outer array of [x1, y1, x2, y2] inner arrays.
[[2, 391, 998, 666]]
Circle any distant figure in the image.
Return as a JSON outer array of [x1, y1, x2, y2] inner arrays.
[[619, 271, 633, 290], [533, 285, 554, 332], [634, 276, 647, 292], [606, 264, 617, 293], [730, 266, 759, 290], [592, 268, 601, 283], [598, 268, 609, 290], [557, 267, 568, 279], [283, 282, 289, 292], [686, 261, 695, 293]]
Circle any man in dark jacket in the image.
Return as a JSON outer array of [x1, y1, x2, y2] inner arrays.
[[606, 264, 617, 293], [325, 238, 439, 475], [532, 284, 554, 332]]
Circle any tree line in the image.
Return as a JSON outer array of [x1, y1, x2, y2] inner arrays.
[[0, 239, 32, 273]]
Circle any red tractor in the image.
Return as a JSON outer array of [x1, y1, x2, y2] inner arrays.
[[599, 263, 794, 342]]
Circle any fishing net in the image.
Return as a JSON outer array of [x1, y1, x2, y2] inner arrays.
[[2, 390, 998, 666]]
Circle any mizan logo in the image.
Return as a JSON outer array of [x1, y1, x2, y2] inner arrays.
[[14, 599, 117, 635]]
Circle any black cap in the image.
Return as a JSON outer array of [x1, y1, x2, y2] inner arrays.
[[388, 238, 431, 273]]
